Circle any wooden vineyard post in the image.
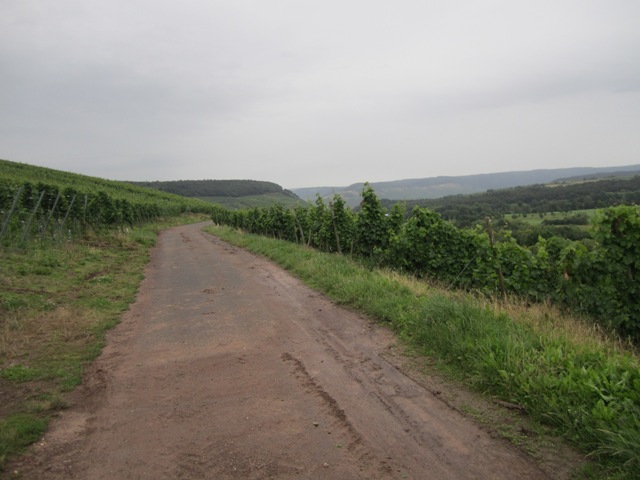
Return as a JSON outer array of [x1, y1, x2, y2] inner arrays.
[[22, 190, 45, 242], [41, 191, 61, 237], [485, 217, 507, 302], [60, 194, 76, 234]]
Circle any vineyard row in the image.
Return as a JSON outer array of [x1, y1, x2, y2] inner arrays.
[[0, 181, 214, 244], [211, 184, 640, 342]]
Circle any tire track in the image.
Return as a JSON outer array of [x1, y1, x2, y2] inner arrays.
[[280, 352, 394, 477]]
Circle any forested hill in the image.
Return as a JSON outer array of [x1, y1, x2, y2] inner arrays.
[[130, 179, 298, 198], [293, 164, 640, 206], [381, 174, 640, 227]]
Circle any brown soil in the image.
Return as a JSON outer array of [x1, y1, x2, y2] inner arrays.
[[9, 222, 581, 479]]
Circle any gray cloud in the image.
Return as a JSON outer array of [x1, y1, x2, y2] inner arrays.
[[1, 0, 639, 188]]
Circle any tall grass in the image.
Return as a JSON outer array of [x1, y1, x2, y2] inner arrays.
[[207, 225, 640, 479]]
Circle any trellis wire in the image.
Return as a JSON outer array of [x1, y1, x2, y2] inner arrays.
[[41, 191, 62, 238], [0, 186, 23, 240], [60, 194, 76, 233], [22, 190, 46, 242]]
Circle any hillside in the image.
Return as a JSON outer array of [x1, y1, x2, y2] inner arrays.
[[0, 159, 216, 241], [293, 164, 640, 206], [130, 179, 305, 209], [130, 179, 286, 197], [0, 159, 213, 208], [197, 193, 303, 210], [380, 174, 640, 228]]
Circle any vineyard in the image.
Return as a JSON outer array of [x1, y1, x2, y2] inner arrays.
[[209, 184, 640, 478], [211, 183, 640, 342], [2, 159, 638, 476], [0, 159, 216, 244]]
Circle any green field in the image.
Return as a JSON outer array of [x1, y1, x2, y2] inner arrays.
[[506, 209, 597, 226], [198, 192, 308, 210]]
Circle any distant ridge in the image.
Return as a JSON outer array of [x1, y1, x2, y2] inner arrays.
[[129, 179, 305, 210], [129, 179, 298, 198], [552, 169, 640, 183], [292, 164, 640, 206]]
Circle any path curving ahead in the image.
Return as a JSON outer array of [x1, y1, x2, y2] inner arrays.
[[15, 222, 552, 479]]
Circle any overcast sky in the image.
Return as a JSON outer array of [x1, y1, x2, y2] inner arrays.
[[1, 1, 639, 188]]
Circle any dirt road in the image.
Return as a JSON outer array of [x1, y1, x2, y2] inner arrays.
[[13, 222, 556, 479]]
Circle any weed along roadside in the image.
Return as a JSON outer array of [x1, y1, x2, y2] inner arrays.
[[0, 215, 208, 470], [206, 224, 640, 480]]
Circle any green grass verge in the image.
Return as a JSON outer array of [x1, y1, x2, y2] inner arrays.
[[206, 224, 640, 480], [0, 414, 47, 468], [0, 215, 208, 470]]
